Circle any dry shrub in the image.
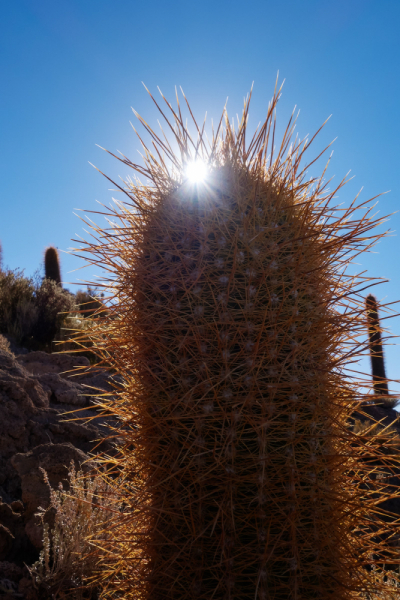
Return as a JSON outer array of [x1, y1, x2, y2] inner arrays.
[[75, 287, 106, 319], [29, 463, 121, 600], [59, 288, 109, 364], [31, 278, 75, 351], [364, 568, 400, 599], [0, 269, 36, 343], [0, 334, 12, 354], [0, 269, 75, 351]]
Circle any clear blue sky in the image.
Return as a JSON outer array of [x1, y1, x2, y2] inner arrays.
[[1, 0, 400, 389]]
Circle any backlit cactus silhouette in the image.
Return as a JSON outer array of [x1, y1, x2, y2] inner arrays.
[[44, 246, 61, 285], [366, 294, 391, 403], [74, 84, 400, 600]]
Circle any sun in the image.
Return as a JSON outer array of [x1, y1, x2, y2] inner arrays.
[[185, 160, 208, 183]]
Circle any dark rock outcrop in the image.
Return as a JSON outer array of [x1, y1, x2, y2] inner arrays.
[[0, 349, 116, 507], [0, 347, 118, 596], [12, 443, 94, 549]]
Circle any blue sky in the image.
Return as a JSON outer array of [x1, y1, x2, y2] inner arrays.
[[1, 0, 400, 388]]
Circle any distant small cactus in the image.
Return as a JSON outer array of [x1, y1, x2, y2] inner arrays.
[[366, 294, 392, 405], [44, 246, 62, 285]]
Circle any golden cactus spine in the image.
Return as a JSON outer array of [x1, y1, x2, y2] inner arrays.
[[75, 85, 400, 600], [44, 245, 61, 285]]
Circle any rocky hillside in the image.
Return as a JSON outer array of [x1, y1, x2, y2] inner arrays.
[[0, 347, 119, 598]]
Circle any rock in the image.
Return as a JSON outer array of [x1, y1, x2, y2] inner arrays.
[[0, 347, 120, 591], [37, 372, 86, 406], [11, 443, 93, 550], [0, 499, 39, 566], [0, 349, 117, 506], [0, 504, 22, 537], [9, 503, 23, 515], [11, 443, 92, 521], [23, 520, 43, 553], [0, 497, 47, 569], [0, 526, 14, 561], [0, 351, 28, 380], [0, 562, 23, 584], [17, 351, 90, 378], [0, 577, 21, 598], [18, 576, 36, 600], [0, 371, 47, 410]]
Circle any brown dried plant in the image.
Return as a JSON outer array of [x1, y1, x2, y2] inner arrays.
[[30, 463, 121, 599], [70, 82, 400, 599]]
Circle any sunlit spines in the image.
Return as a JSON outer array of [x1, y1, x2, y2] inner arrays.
[[72, 85, 400, 600]]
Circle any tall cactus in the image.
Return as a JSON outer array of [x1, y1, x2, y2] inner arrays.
[[75, 85, 400, 599], [365, 294, 392, 405], [44, 245, 62, 285]]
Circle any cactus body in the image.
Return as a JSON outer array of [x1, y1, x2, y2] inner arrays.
[[366, 294, 390, 401], [44, 246, 61, 285], [76, 86, 400, 599]]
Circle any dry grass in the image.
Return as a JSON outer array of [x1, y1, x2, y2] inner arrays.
[[0, 334, 12, 354], [29, 463, 121, 600]]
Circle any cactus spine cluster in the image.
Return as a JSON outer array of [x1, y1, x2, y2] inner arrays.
[[44, 245, 61, 285], [76, 85, 400, 600]]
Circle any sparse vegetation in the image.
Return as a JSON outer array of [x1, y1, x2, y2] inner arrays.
[[75, 287, 106, 319], [0, 267, 105, 354], [0, 269, 37, 345], [29, 463, 121, 600], [0, 333, 12, 354]]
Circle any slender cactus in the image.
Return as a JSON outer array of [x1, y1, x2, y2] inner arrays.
[[365, 294, 393, 405], [44, 246, 62, 285]]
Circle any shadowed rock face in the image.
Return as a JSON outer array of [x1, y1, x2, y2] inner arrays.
[[17, 351, 90, 378], [0, 347, 119, 584], [12, 443, 94, 549]]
